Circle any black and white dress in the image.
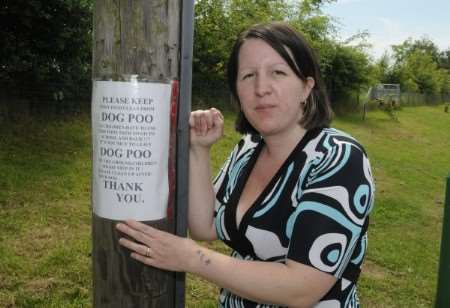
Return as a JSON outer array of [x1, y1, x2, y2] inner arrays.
[[213, 127, 375, 308]]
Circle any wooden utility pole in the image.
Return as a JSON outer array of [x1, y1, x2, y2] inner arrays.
[[91, 0, 194, 307]]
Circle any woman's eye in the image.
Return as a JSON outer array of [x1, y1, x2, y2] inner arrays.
[[242, 73, 254, 80], [274, 70, 286, 76]]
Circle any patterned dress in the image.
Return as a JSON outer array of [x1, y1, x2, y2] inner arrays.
[[213, 127, 375, 308]]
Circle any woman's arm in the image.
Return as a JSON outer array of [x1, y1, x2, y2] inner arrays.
[[188, 146, 217, 240], [187, 108, 224, 241], [189, 245, 336, 307], [116, 220, 336, 308]]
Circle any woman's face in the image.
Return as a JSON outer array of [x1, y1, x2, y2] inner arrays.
[[236, 38, 314, 137]]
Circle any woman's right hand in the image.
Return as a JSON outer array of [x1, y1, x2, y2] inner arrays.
[[189, 108, 224, 149]]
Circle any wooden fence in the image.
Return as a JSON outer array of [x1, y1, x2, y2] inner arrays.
[[400, 92, 450, 106]]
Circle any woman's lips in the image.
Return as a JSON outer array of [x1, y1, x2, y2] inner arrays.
[[255, 104, 276, 111]]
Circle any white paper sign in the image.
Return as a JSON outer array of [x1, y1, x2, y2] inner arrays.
[[91, 80, 171, 221]]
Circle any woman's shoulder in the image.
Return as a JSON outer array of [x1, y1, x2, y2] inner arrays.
[[302, 127, 373, 183], [217, 134, 260, 175], [310, 127, 368, 157], [302, 127, 375, 205], [213, 134, 261, 190], [232, 134, 261, 157]]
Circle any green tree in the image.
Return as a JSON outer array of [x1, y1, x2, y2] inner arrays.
[[438, 49, 450, 70], [322, 43, 371, 102], [392, 37, 440, 65], [192, 0, 345, 90], [372, 52, 397, 84], [0, 0, 92, 99], [192, 0, 377, 110], [289, 0, 336, 42], [193, 0, 229, 86], [391, 38, 450, 94], [193, 0, 291, 91]]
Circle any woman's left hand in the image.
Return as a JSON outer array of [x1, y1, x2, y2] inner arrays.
[[116, 220, 198, 272]]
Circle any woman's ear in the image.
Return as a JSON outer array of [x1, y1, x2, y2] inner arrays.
[[306, 77, 315, 93], [300, 77, 315, 102]]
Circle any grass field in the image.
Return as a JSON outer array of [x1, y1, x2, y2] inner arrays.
[[0, 105, 449, 307]]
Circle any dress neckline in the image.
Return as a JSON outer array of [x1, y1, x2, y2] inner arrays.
[[225, 127, 324, 237]]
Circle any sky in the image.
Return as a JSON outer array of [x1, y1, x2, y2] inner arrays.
[[321, 0, 450, 60]]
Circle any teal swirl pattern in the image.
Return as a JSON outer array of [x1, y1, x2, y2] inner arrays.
[[213, 127, 375, 307]]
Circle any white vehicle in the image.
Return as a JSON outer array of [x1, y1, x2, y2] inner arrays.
[[363, 83, 401, 120], [367, 83, 401, 106]]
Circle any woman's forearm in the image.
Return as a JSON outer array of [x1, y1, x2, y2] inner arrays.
[[188, 146, 217, 240], [185, 245, 335, 307]]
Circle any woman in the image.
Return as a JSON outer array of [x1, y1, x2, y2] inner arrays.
[[116, 22, 375, 307]]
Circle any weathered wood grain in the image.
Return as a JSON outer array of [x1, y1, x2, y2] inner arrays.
[[92, 0, 180, 306]]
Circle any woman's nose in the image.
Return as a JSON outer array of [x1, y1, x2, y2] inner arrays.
[[255, 74, 272, 96]]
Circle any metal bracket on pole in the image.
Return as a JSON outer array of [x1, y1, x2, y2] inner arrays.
[[435, 172, 450, 307], [175, 0, 195, 307]]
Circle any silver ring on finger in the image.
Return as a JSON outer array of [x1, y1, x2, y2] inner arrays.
[[145, 246, 151, 257]]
